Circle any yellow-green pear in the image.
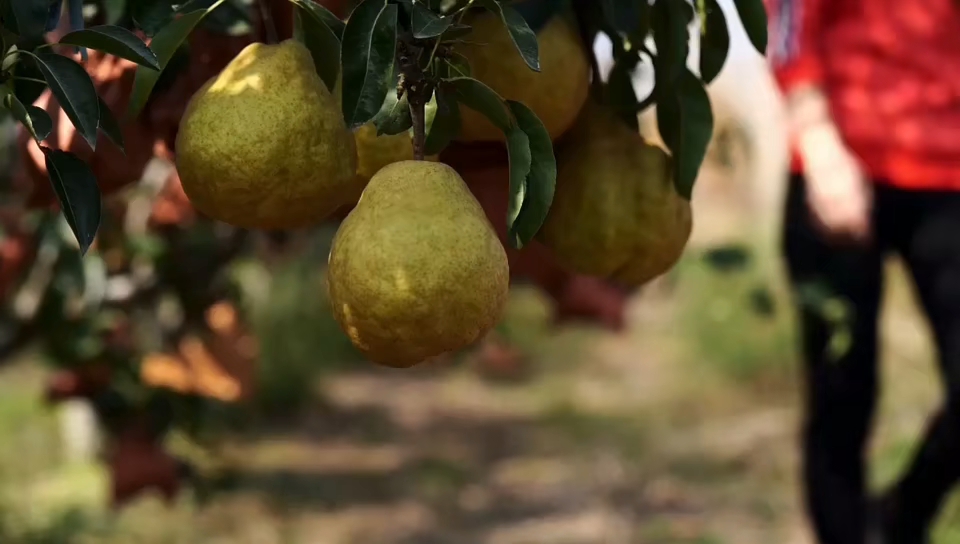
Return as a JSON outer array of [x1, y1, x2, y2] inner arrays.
[[538, 104, 692, 286], [456, 12, 590, 143], [175, 39, 358, 229], [353, 123, 440, 183], [327, 161, 510, 368]]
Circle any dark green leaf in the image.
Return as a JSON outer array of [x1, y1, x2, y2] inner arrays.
[[31, 52, 100, 150], [412, 3, 450, 38], [59, 25, 160, 70], [102, 0, 126, 25], [341, 0, 398, 128], [701, 244, 751, 272], [732, 0, 767, 54], [424, 86, 459, 156], [600, 0, 641, 36], [25, 104, 52, 140], [445, 76, 513, 132], [197, 0, 253, 36], [748, 285, 776, 317], [294, 2, 341, 92], [505, 100, 555, 249], [1, 86, 51, 140], [41, 147, 102, 255], [633, 0, 651, 43], [477, 0, 540, 72], [131, 0, 175, 36], [443, 52, 471, 78], [604, 59, 640, 131], [9, 0, 49, 39], [439, 23, 472, 40], [656, 68, 714, 200], [372, 90, 412, 136], [503, 125, 532, 239], [127, 2, 222, 120], [0, 1, 19, 35], [699, 0, 729, 84], [511, 0, 567, 33], [651, 0, 688, 91], [97, 95, 124, 151], [291, 0, 345, 39]]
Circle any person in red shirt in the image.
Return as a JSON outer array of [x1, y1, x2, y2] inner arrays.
[[765, 0, 960, 542]]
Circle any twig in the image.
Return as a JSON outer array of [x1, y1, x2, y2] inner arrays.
[[398, 39, 432, 160]]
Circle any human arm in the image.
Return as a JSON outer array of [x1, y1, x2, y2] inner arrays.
[[766, 0, 872, 242]]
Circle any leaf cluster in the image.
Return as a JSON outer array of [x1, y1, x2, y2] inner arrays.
[[0, 0, 768, 253]]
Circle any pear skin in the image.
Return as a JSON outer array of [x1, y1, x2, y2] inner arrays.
[[539, 104, 692, 287], [176, 39, 358, 229], [456, 13, 590, 143], [327, 161, 510, 368]]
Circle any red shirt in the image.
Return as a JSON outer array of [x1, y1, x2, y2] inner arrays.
[[766, 0, 960, 190]]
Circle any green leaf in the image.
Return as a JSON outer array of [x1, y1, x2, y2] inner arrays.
[[59, 25, 160, 70], [294, 1, 341, 92], [701, 244, 751, 272], [97, 95, 124, 152], [440, 23, 473, 40], [41, 147, 102, 255], [9, 47, 47, 106], [477, 0, 540, 72], [8, 0, 49, 39], [341, 0, 398, 128], [127, 1, 226, 120], [656, 69, 714, 200], [732, 0, 767, 54], [30, 52, 100, 151], [651, 0, 689, 90], [424, 85, 459, 156], [699, 0, 729, 84], [511, 0, 567, 33], [1, 86, 51, 141], [290, 0, 345, 39], [0, 2, 19, 36], [443, 52, 471, 78], [505, 100, 555, 249], [372, 89, 412, 136], [102, 0, 126, 25], [604, 58, 641, 131], [131, 0, 175, 36], [25, 103, 52, 140], [412, 3, 450, 38], [748, 284, 776, 317], [445, 76, 513, 132], [600, 0, 642, 36]]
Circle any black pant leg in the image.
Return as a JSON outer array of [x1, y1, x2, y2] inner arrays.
[[783, 174, 886, 544], [885, 189, 960, 542]]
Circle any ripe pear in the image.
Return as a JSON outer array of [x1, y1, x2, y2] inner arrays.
[[457, 12, 590, 142], [538, 104, 692, 286], [329, 78, 437, 205], [327, 160, 510, 368], [175, 39, 358, 229], [354, 123, 440, 183]]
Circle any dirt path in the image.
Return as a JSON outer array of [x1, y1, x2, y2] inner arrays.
[[2, 162, 958, 544]]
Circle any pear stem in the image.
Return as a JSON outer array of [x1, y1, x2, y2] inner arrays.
[[399, 39, 431, 161], [408, 84, 427, 161]]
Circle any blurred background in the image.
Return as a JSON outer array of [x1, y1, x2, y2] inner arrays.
[[0, 0, 956, 543]]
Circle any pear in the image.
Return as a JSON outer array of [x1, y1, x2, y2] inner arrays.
[[538, 104, 692, 286], [175, 39, 358, 229], [457, 12, 590, 143], [327, 161, 510, 368], [354, 123, 440, 184]]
